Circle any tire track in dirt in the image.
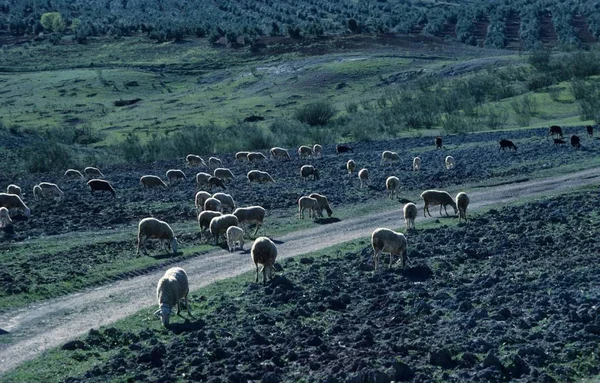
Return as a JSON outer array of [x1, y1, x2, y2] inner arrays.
[[1, 167, 599, 374]]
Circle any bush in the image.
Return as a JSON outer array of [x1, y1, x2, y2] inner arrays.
[[40, 12, 65, 33], [442, 113, 478, 134], [294, 101, 336, 126], [547, 86, 561, 102], [23, 142, 77, 173], [511, 95, 538, 127]]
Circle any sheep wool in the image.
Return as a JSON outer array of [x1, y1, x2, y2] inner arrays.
[[155, 267, 191, 327]]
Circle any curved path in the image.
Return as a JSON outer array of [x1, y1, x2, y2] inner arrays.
[[1, 167, 599, 374]]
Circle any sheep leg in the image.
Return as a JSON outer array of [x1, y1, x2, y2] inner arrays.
[[373, 249, 380, 270], [255, 263, 259, 283], [389, 252, 394, 269], [253, 224, 260, 237], [262, 266, 267, 285]]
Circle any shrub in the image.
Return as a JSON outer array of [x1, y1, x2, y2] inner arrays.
[[345, 102, 358, 114], [294, 101, 336, 126], [40, 12, 65, 33], [269, 119, 310, 148], [511, 95, 538, 127], [23, 142, 77, 173], [442, 112, 477, 134], [547, 86, 561, 102], [481, 105, 509, 130]]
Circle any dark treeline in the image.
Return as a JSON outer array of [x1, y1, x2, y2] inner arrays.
[[0, 0, 599, 48]]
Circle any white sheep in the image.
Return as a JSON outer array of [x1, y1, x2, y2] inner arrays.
[[64, 169, 84, 179], [420, 189, 458, 217], [371, 228, 408, 270], [309, 193, 333, 217], [0, 193, 30, 217], [233, 206, 266, 236], [385, 176, 401, 199], [203, 197, 222, 212], [212, 192, 235, 213], [155, 267, 191, 327], [226, 226, 245, 252], [6, 184, 22, 200], [0, 207, 12, 228], [346, 160, 356, 176], [312, 144, 323, 158], [247, 152, 268, 163], [381, 151, 401, 166], [84, 166, 104, 178], [140, 175, 168, 189], [298, 196, 321, 219], [358, 168, 369, 188], [195, 172, 212, 189], [213, 168, 234, 183], [209, 214, 239, 245], [34, 182, 64, 201], [235, 151, 250, 162], [270, 147, 291, 161], [456, 192, 470, 222], [412, 157, 422, 172], [166, 169, 186, 183], [247, 170, 275, 184], [251, 236, 278, 284], [136, 217, 178, 256], [403, 202, 418, 230], [445, 155, 455, 170], [194, 191, 212, 211], [186, 154, 206, 168], [198, 210, 222, 238], [300, 165, 319, 181], [208, 156, 223, 170], [298, 145, 313, 158]]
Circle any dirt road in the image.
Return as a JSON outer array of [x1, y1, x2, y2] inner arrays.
[[1, 167, 599, 375]]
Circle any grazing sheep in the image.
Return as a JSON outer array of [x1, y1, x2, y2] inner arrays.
[[358, 168, 369, 188], [87, 179, 116, 197], [251, 236, 278, 284], [247, 170, 275, 184], [420, 189, 458, 217], [412, 157, 421, 172], [226, 226, 245, 252], [548, 125, 563, 138], [435, 136, 443, 149], [312, 144, 323, 158], [209, 214, 239, 245], [300, 165, 319, 181], [196, 172, 212, 188], [456, 192, 470, 222], [371, 228, 408, 270], [381, 151, 401, 166], [212, 192, 235, 213], [186, 154, 206, 168], [6, 184, 22, 199], [0, 193, 30, 217], [445, 155, 455, 170], [298, 145, 313, 158], [247, 152, 268, 163], [346, 159, 356, 176], [336, 144, 353, 154], [140, 175, 168, 189], [136, 217, 178, 256], [64, 169, 84, 179], [571, 135, 581, 149], [155, 267, 191, 327], [554, 138, 566, 146], [233, 206, 266, 236], [207, 176, 227, 190], [34, 182, 64, 201], [403, 203, 417, 230], [204, 197, 222, 212], [208, 157, 223, 170], [270, 147, 291, 161], [0, 207, 12, 228], [298, 196, 321, 219], [198, 210, 222, 238], [586, 125, 594, 137], [386, 176, 401, 199], [32, 185, 42, 200], [213, 168, 234, 183], [235, 151, 250, 162], [194, 191, 212, 211], [84, 166, 104, 178], [309, 193, 333, 217], [499, 139, 517, 151], [166, 169, 186, 183]]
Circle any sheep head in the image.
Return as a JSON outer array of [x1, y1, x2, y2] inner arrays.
[[156, 303, 172, 327]]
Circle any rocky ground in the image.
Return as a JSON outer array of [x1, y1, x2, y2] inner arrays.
[[49, 188, 600, 383]]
